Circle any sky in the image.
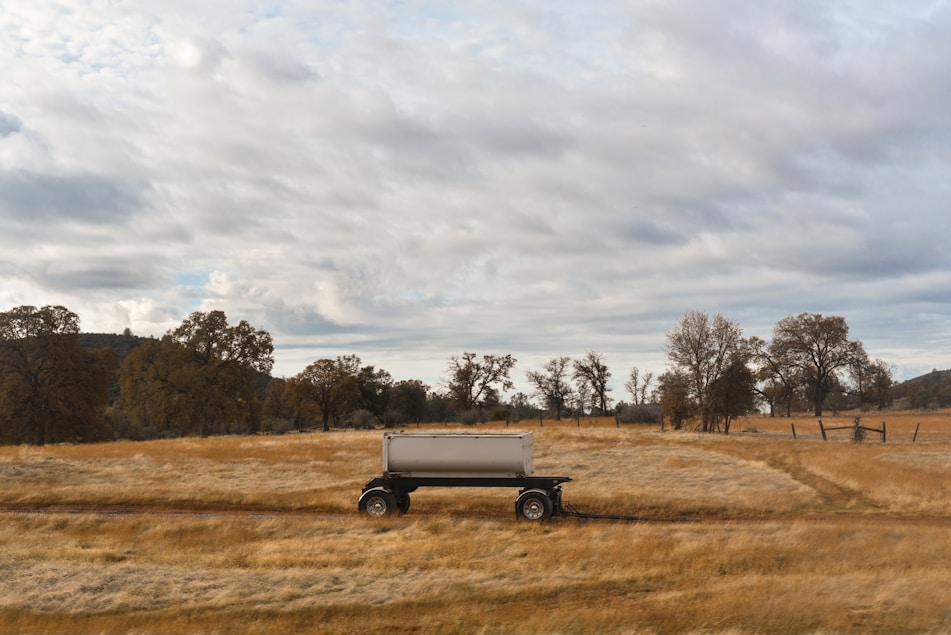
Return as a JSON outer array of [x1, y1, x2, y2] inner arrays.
[[2, 0, 951, 397]]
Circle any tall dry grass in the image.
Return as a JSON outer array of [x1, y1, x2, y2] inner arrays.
[[3, 514, 951, 634], [2, 411, 951, 633]]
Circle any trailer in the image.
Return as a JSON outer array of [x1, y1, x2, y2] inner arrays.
[[358, 432, 572, 521]]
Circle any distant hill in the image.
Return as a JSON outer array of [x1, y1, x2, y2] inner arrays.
[[891, 369, 951, 410], [78, 332, 154, 363]]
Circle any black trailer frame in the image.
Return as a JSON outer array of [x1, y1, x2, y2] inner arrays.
[[358, 475, 573, 521]]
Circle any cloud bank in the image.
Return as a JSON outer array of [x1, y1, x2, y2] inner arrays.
[[3, 1, 951, 391]]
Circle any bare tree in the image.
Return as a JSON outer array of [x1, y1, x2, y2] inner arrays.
[[624, 366, 654, 405], [445, 352, 517, 413], [573, 351, 612, 415], [574, 381, 592, 422], [665, 310, 744, 432], [526, 356, 574, 420]]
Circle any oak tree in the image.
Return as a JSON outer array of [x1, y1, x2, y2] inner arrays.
[[770, 313, 864, 416], [707, 357, 757, 433], [289, 357, 360, 431], [657, 369, 694, 430], [386, 379, 429, 426], [850, 356, 894, 411], [0, 305, 116, 444], [119, 310, 274, 436], [356, 364, 393, 424]]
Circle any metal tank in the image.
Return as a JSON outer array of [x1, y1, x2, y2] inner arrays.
[[382, 431, 534, 478]]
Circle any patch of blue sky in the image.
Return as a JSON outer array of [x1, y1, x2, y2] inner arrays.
[[177, 272, 209, 308], [0, 111, 21, 136]]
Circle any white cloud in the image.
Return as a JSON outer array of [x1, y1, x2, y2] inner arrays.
[[1, 0, 950, 388]]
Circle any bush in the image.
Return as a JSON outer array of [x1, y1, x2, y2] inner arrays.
[[458, 409, 486, 426], [382, 409, 405, 428], [268, 418, 297, 435], [489, 406, 511, 422], [617, 403, 662, 424], [347, 409, 378, 430]]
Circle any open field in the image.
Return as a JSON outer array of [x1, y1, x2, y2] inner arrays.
[[2, 410, 951, 634]]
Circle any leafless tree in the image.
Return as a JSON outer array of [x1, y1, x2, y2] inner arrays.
[[624, 366, 654, 405], [445, 352, 517, 412], [573, 351, 612, 415], [526, 356, 574, 420], [665, 310, 744, 432]]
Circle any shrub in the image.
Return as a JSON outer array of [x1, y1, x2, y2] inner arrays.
[[347, 409, 378, 430], [489, 406, 511, 422], [617, 403, 662, 424], [382, 409, 405, 428], [458, 409, 486, 426], [268, 418, 296, 435]]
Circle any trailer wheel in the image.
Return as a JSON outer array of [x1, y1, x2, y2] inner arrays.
[[516, 490, 554, 521], [359, 488, 397, 518], [397, 494, 411, 515]]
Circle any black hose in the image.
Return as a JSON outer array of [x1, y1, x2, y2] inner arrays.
[[556, 500, 698, 523]]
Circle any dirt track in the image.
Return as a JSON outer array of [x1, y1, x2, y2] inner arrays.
[[3, 501, 951, 527]]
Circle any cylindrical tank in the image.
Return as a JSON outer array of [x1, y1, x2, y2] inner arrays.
[[383, 432, 534, 477]]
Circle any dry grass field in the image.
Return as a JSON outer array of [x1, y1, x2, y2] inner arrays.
[[2, 410, 951, 634]]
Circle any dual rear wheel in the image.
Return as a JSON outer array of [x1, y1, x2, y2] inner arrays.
[[358, 488, 410, 518], [515, 489, 555, 521]]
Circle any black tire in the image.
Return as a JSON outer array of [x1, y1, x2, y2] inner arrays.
[[359, 489, 398, 518], [515, 490, 554, 521], [397, 494, 411, 515]]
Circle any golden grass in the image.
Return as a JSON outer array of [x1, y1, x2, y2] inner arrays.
[[2, 410, 951, 633]]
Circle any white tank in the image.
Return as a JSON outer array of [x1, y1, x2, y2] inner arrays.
[[382, 432, 534, 477]]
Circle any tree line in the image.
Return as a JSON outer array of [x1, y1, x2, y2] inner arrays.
[[659, 310, 893, 433], [0, 304, 910, 445]]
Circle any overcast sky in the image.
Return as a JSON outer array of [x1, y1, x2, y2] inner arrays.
[[2, 1, 950, 395]]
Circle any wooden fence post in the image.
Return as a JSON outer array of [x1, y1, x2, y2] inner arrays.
[[881, 421, 886, 443], [819, 420, 827, 441], [913, 422, 920, 443], [791, 423, 797, 439]]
